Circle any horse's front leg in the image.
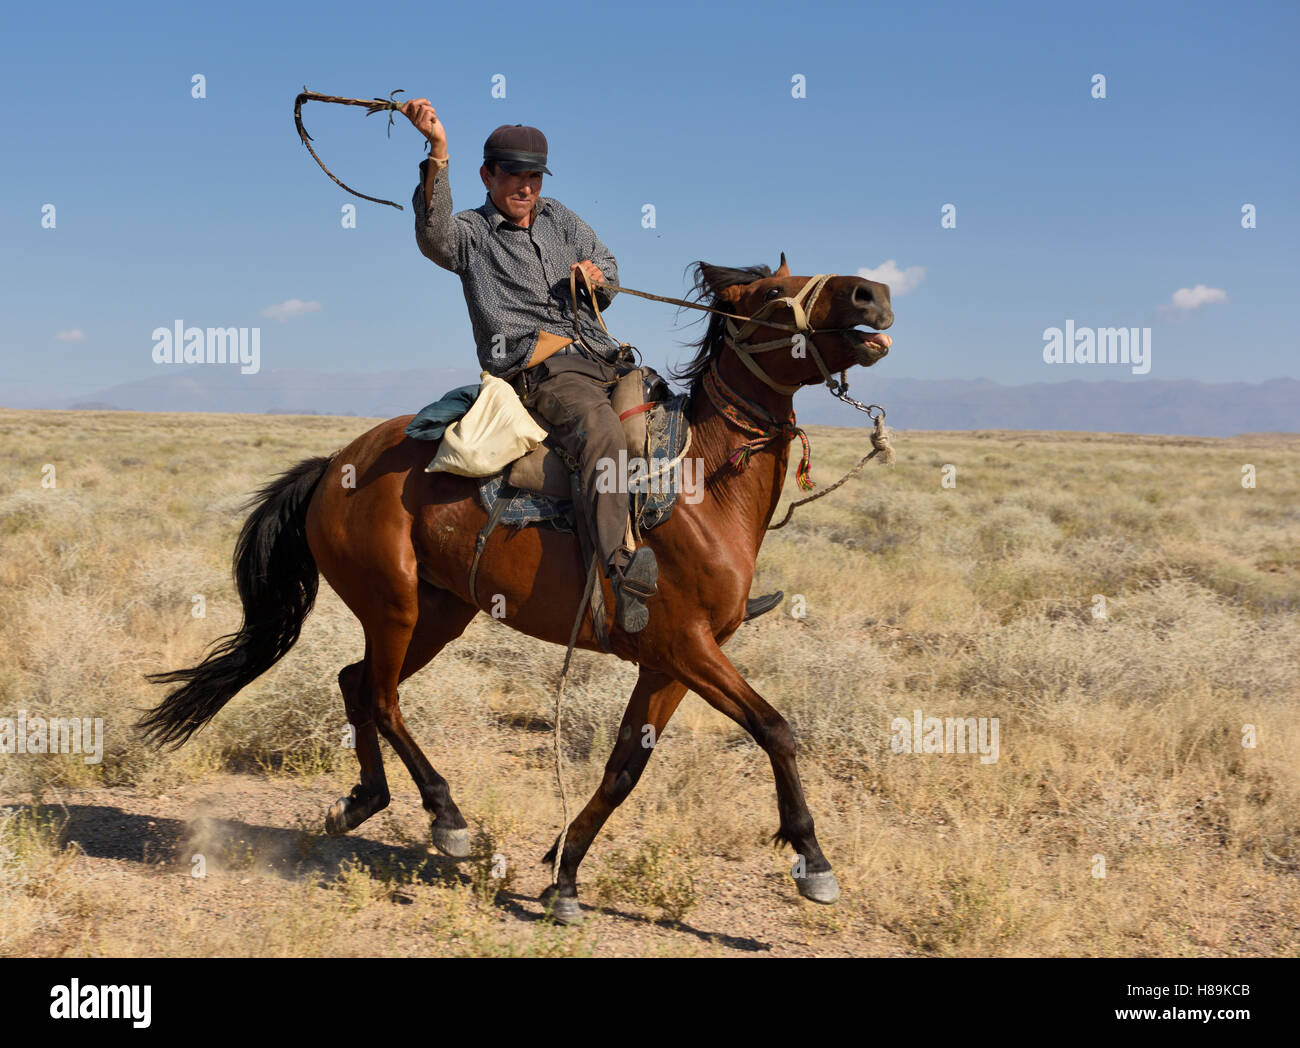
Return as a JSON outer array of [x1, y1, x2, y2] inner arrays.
[[539, 667, 687, 923], [663, 627, 839, 904]]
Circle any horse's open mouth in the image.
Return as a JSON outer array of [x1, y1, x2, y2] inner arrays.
[[839, 328, 892, 362]]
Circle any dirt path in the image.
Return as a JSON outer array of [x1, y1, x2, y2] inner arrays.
[[8, 773, 912, 958]]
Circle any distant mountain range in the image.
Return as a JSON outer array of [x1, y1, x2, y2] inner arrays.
[[3, 369, 1297, 437]]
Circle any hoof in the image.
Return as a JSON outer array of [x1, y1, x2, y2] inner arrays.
[[430, 824, 471, 860], [795, 869, 840, 904], [325, 787, 387, 836], [324, 797, 352, 836], [540, 886, 584, 925]]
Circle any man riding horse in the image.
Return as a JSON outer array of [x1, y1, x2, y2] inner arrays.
[[402, 98, 658, 633]]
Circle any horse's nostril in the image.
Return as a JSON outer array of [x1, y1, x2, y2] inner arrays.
[[851, 284, 875, 309]]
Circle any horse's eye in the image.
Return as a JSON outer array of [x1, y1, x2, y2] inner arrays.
[[765, 287, 783, 301]]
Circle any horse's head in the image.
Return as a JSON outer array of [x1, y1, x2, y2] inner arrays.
[[678, 255, 893, 395]]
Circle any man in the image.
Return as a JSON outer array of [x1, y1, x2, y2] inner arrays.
[[402, 98, 658, 633]]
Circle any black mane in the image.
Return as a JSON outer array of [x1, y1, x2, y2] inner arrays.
[[669, 262, 773, 392]]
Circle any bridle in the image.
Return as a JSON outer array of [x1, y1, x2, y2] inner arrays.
[[719, 272, 840, 396], [569, 266, 885, 400], [569, 265, 885, 415], [567, 266, 892, 508]]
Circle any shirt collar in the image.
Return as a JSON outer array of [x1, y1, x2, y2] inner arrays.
[[481, 194, 551, 230]]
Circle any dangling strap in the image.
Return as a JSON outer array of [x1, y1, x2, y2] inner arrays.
[[468, 485, 515, 609], [702, 359, 814, 491]]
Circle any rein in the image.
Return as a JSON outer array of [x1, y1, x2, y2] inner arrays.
[[573, 267, 851, 397], [567, 266, 894, 525]]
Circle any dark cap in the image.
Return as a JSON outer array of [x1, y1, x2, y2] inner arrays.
[[483, 124, 552, 175]]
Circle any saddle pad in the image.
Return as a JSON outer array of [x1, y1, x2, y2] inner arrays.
[[475, 393, 693, 532]]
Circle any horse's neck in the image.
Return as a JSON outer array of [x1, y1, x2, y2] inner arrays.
[[687, 349, 794, 553]]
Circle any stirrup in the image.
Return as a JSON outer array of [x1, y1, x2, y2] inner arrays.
[[613, 548, 657, 633]]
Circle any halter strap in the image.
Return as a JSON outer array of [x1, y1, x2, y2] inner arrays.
[[723, 273, 842, 395], [567, 267, 836, 484]]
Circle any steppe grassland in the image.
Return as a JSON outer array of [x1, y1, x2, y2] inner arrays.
[[1, 408, 1297, 955]]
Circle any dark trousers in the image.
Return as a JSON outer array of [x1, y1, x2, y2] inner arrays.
[[524, 352, 631, 575]]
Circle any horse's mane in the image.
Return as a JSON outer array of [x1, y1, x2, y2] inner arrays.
[[669, 262, 773, 393]]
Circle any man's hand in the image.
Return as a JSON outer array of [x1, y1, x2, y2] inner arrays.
[[570, 260, 605, 286], [402, 98, 447, 159]]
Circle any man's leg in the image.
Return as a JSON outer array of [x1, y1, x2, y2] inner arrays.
[[532, 371, 629, 571], [531, 370, 658, 631]]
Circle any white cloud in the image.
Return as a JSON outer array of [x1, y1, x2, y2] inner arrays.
[[1168, 285, 1228, 311], [54, 329, 86, 341], [260, 299, 322, 323], [856, 260, 926, 296]]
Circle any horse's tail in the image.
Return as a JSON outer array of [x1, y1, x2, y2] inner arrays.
[[139, 455, 332, 748]]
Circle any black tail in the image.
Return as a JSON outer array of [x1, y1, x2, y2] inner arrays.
[[139, 456, 332, 748]]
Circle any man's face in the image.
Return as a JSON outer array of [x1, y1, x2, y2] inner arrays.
[[481, 165, 544, 224]]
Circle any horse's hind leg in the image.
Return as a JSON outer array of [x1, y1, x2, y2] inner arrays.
[[325, 651, 391, 834], [378, 582, 479, 858], [325, 579, 477, 853]]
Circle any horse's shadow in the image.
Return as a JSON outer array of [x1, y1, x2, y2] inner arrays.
[[15, 802, 769, 952]]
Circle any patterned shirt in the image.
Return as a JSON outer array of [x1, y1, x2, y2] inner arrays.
[[412, 158, 621, 379]]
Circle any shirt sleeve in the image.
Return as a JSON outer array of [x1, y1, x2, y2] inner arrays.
[[570, 209, 619, 311], [413, 158, 476, 273]]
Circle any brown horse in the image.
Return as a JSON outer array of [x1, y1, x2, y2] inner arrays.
[[141, 255, 893, 923]]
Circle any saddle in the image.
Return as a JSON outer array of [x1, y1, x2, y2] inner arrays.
[[506, 365, 671, 497], [457, 366, 782, 648], [466, 365, 681, 652]]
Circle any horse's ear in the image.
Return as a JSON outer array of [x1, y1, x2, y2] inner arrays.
[[774, 252, 790, 277], [717, 283, 745, 304]]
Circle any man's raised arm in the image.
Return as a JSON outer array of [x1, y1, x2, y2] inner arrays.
[[403, 98, 474, 273]]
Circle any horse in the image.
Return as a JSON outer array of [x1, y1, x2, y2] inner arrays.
[[140, 254, 894, 924]]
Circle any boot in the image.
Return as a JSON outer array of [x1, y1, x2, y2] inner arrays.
[[612, 547, 658, 633]]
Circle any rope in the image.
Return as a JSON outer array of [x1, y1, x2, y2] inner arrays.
[[768, 411, 894, 530], [638, 427, 693, 484], [585, 279, 809, 332], [550, 553, 600, 886]]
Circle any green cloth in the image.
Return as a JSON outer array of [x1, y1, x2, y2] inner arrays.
[[405, 384, 480, 441]]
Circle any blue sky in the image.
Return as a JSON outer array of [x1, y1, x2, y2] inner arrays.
[[1, 0, 1296, 403]]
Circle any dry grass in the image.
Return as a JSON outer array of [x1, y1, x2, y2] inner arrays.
[[0, 409, 1297, 956]]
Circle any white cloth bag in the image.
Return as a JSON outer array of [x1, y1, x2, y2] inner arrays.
[[425, 371, 549, 476]]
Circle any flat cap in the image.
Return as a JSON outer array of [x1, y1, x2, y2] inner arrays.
[[483, 124, 552, 175]]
